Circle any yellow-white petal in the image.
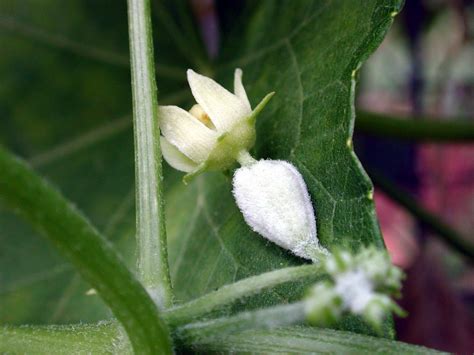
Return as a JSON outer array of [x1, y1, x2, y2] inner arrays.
[[160, 136, 198, 173], [187, 69, 252, 133], [234, 68, 251, 111], [159, 105, 218, 163]]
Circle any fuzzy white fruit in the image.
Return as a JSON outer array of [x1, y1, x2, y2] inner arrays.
[[232, 159, 328, 260]]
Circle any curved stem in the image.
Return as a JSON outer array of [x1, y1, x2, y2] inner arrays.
[[127, 0, 173, 308], [165, 263, 323, 326], [369, 169, 474, 261], [0, 146, 172, 354], [356, 110, 474, 142]]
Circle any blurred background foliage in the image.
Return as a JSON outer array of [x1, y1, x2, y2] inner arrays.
[[0, 0, 135, 325], [356, 0, 474, 352], [0, 0, 473, 353]]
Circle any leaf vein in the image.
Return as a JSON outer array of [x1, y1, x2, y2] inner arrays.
[[285, 39, 304, 152]]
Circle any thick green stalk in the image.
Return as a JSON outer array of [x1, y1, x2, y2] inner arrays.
[[370, 170, 474, 260], [356, 110, 474, 142], [165, 263, 323, 325], [0, 323, 128, 355], [127, 0, 172, 307], [0, 146, 172, 354]]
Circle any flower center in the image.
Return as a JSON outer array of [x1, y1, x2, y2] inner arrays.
[[189, 104, 216, 130]]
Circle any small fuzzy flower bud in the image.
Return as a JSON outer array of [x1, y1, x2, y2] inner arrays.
[[305, 248, 405, 330], [334, 270, 374, 314], [362, 295, 391, 327], [232, 159, 329, 261], [324, 250, 353, 274], [305, 281, 342, 326], [356, 248, 403, 292]]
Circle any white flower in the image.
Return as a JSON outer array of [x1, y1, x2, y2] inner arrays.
[[159, 69, 273, 181], [159, 69, 326, 262], [232, 159, 328, 261]]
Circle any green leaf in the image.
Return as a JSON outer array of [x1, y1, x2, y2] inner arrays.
[[0, 0, 401, 340], [166, 0, 402, 336]]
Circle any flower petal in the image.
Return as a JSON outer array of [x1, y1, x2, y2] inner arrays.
[[187, 69, 252, 132], [160, 136, 198, 173], [234, 68, 251, 111], [159, 105, 218, 163]]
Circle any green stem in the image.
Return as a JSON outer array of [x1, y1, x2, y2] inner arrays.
[[0, 322, 128, 355], [0, 146, 172, 354], [236, 150, 257, 167], [165, 263, 323, 325], [189, 326, 443, 354], [356, 110, 474, 142], [370, 170, 474, 260], [127, 0, 173, 308], [175, 302, 308, 344]]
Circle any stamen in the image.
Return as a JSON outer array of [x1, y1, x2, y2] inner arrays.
[[189, 104, 216, 130]]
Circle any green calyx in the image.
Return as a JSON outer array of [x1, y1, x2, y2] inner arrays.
[[183, 92, 274, 184]]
